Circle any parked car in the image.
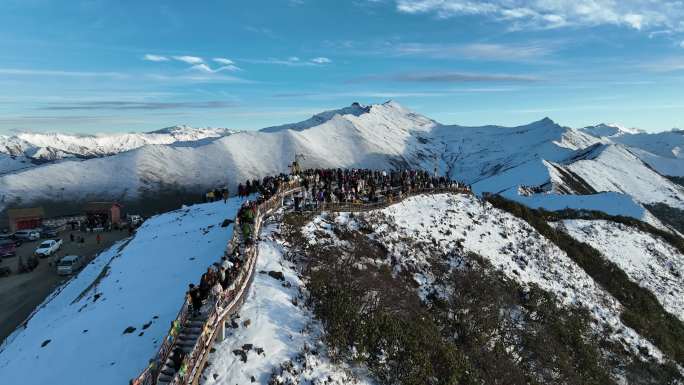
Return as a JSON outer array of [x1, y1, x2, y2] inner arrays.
[[41, 227, 60, 238], [35, 239, 62, 258], [0, 240, 17, 258], [0, 233, 22, 247], [127, 214, 144, 226], [57, 255, 83, 275], [14, 229, 40, 241]]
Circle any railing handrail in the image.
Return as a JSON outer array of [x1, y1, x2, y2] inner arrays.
[[131, 177, 469, 385]]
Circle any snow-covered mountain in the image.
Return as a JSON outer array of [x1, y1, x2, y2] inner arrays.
[[0, 102, 682, 225], [0, 126, 237, 174], [580, 123, 644, 137], [260, 102, 375, 133]]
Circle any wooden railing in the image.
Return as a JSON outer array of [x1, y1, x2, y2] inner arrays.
[[130, 178, 467, 385]]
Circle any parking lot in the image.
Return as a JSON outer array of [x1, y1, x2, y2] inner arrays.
[[0, 229, 130, 343]]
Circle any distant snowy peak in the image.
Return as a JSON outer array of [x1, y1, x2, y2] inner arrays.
[[0, 126, 237, 161], [146, 125, 237, 141], [581, 123, 644, 138], [261, 100, 435, 133], [260, 102, 373, 133]]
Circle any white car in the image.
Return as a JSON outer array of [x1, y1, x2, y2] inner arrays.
[[35, 239, 62, 258], [57, 255, 83, 275], [14, 229, 40, 241]]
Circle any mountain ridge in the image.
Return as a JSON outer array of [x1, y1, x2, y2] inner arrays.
[[0, 101, 682, 227]]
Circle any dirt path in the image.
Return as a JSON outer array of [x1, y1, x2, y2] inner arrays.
[[0, 230, 129, 344]]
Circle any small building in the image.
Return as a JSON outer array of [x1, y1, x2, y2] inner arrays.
[[7, 207, 45, 233], [84, 202, 122, 228]]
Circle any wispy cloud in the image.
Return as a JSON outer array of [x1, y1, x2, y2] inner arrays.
[[246, 57, 333, 66], [311, 57, 332, 64], [38, 100, 237, 111], [143, 54, 170, 62], [145, 73, 252, 84], [0, 68, 127, 78], [392, 42, 555, 61], [322, 39, 557, 62], [172, 55, 204, 65], [393, 0, 684, 32], [0, 115, 146, 126], [351, 70, 540, 83], [190, 63, 242, 73], [213, 58, 235, 65]]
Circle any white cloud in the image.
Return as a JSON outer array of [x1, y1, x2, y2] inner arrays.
[[394, 0, 684, 32], [190, 63, 241, 73], [680, 41, 684, 48], [172, 55, 204, 65], [213, 58, 235, 65], [245, 56, 332, 66], [143, 54, 169, 62], [311, 57, 332, 64]]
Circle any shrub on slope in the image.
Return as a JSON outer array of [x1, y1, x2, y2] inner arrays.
[[645, 203, 684, 236]]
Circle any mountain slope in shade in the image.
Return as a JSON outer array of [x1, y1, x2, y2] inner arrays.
[[0, 101, 681, 225]]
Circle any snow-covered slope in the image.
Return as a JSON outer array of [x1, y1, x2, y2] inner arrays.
[[432, 117, 599, 193], [0, 153, 35, 175], [609, 129, 684, 177], [203, 219, 374, 385], [260, 102, 375, 133], [558, 144, 684, 209], [294, 193, 677, 381], [578, 124, 684, 177], [556, 219, 684, 322], [0, 199, 240, 385]]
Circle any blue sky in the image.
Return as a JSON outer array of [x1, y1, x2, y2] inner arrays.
[[0, 0, 683, 134]]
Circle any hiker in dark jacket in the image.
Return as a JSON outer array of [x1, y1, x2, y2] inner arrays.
[[171, 346, 186, 371], [188, 284, 202, 316], [199, 273, 210, 301]]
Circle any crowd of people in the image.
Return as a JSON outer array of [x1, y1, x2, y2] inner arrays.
[[290, 168, 466, 209], [204, 188, 229, 203], [186, 252, 247, 317], [209, 168, 469, 247]]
